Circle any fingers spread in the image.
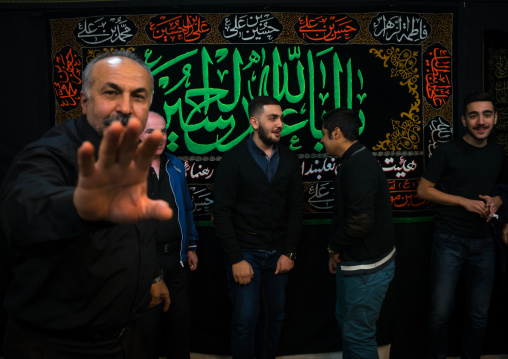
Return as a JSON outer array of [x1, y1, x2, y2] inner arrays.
[[117, 119, 143, 166], [77, 141, 96, 177], [144, 200, 173, 222], [136, 129, 163, 169], [98, 122, 123, 168]]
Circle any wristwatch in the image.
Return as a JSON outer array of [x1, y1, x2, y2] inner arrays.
[[284, 252, 297, 261], [152, 270, 164, 284]]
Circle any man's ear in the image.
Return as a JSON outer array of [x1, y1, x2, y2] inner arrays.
[[80, 90, 88, 115], [333, 127, 341, 140], [461, 115, 466, 127], [250, 116, 258, 130]]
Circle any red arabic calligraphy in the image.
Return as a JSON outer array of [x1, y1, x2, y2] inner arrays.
[[53, 46, 82, 111], [296, 14, 359, 43], [389, 179, 429, 208], [424, 44, 452, 108], [147, 14, 210, 43]]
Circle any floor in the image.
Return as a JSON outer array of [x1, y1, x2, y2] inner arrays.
[[2, 348, 507, 358], [3, 345, 507, 358], [182, 346, 508, 359]]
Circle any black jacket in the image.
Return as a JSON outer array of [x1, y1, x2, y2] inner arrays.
[[329, 142, 396, 275], [212, 139, 303, 264]]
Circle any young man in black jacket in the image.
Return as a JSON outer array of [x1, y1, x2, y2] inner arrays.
[[321, 108, 396, 359], [213, 96, 303, 359]]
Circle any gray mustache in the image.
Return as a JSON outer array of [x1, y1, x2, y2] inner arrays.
[[103, 113, 131, 127]]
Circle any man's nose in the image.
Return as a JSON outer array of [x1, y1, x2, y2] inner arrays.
[[116, 94, 132, 114], [276, 118, 283, 128]]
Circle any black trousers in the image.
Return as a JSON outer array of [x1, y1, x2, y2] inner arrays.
[[139, 251, 191, 359], [3, 319, 146, 359]]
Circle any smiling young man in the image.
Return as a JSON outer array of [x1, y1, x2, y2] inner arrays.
[[417, 91, 504, 359], [321, 107, 395, 359], [212, 96, 303, 359]]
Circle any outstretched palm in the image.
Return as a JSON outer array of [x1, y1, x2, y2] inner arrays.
[[73, 119, 172, 224]]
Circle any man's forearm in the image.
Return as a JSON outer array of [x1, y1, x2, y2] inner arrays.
[[417, 185, 465, 207]]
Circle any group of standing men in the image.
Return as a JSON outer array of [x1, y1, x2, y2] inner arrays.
[[0, 49, 395, 359], [0, 48, 504, 359]]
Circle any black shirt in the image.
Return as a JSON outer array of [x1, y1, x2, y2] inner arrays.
[[147, 155, 182, 249], [0, 116, 157, 335], [422, 138, 504, 238]]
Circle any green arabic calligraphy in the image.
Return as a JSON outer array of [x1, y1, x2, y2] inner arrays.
[[145, 45, 366, 154]]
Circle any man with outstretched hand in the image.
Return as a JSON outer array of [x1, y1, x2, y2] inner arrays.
[[0, 51, 171, 359]]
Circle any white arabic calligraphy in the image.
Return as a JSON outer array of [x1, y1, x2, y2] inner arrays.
[[372, 14, 429, 43], [76, 17, 134, 45], [222, 14, 281, 41], [382, 156, 417, 178], [308, 182, 334, 210], [190, 186, 213, 214], [301, 158, 338, 180], [184, 161, 214, 180]]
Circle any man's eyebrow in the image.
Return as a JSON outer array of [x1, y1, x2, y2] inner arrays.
[[467, 110, 494, 115], [102, 82, 121, 91], [101, 83, 148, 95], [132, 87, 149, 95]]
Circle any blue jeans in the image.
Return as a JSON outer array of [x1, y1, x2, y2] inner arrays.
[[225, 250, 288, 359], [335, 260, 395, 359], [428, 231, 495, 359]]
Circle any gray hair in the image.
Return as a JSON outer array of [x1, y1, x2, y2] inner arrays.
[[81, 50, 154, 103]]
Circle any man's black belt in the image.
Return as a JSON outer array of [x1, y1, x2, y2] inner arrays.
[[156, 241, 180, 254]]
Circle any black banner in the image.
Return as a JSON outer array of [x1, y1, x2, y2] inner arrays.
[[49, 10, 455, 223]]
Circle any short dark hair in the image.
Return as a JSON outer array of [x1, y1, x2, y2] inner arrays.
[[322, 108, 361, 142], [248, 96, 281, 118], [82, 50, 154, 102], [463, 91, 496, 116]]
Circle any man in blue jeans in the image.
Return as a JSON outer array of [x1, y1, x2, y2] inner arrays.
[[320, 108, 396, 359], [139, 112, 199, 359], [212, 96, 303, 359], [417, 91, 504, 359]]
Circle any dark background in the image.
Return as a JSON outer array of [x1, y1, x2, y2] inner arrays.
[[2, 0, 508, 357]]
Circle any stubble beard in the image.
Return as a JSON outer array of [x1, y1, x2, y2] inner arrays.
[[258, 125, 280, 147]]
